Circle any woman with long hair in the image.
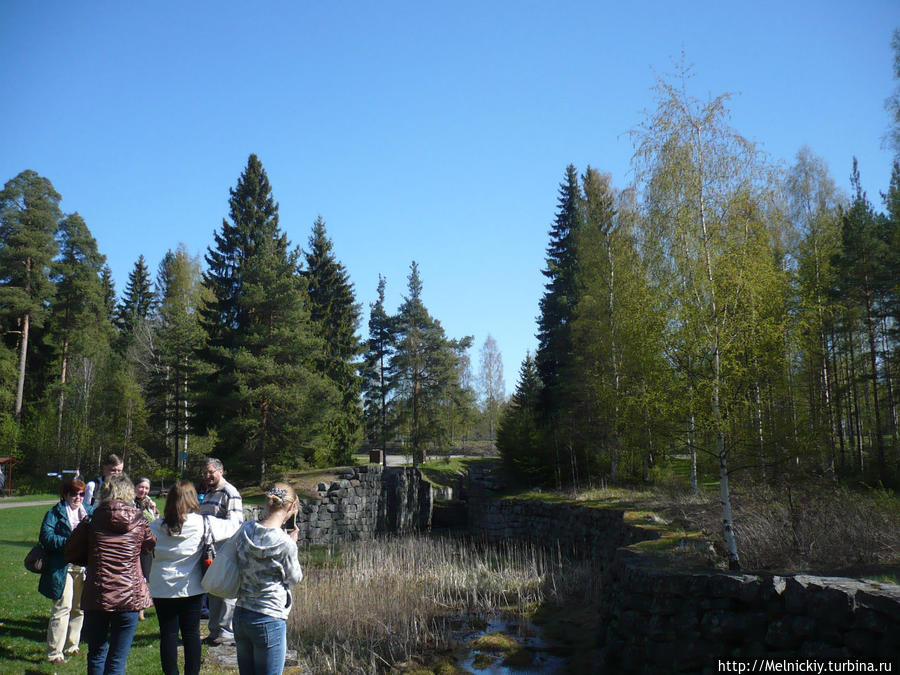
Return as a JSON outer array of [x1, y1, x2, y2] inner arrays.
[[39, 478, 93, 665], [134, 477, 159, 621], [65, 473, 156, 675], [149, 480, 240, 675], [233, 482, 303, 675]]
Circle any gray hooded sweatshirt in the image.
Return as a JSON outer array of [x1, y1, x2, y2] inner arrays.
[[234, 521, 304, 620]]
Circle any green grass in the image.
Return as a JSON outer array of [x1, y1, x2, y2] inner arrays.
[[419, 456, 487, 489], [0, 505, 234, 674]]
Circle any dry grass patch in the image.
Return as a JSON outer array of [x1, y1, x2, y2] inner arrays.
[[287, 534, 602, 673]]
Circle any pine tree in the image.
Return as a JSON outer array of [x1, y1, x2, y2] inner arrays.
[[833, 159, 894, 483], [362, 275, 395, 462], [302, 216, 363, 463], [0, 170, 62, 422], [48, 212, 110, 465]]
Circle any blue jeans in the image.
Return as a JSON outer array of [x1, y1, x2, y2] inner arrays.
[[83, 610, 139, 675], [233, 607, 286, 675], [154, 594, 203, 675]]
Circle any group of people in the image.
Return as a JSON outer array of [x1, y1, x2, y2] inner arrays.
[[38, 454, 303, 675]]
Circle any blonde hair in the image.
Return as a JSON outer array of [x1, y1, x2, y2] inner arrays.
[[100, 473, 135, 504], [264, 482, 297, 512]]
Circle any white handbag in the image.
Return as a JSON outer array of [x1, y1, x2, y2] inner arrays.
[[200, 527, 241, 598]]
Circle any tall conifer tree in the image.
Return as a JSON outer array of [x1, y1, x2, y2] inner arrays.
[[49, 212, 110, 464], [302, 216, 363, 463], [197, 155, 338, 479], [362, 275, 394, 462], [534, 164, 583, 486], [116, 254, 155, 348], [389, 262, 471, 466], [0, 170, 62, 422]]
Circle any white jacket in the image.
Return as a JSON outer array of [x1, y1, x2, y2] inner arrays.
[[148, 513, 241, 598]]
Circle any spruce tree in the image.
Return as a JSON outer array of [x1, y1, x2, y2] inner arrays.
[[148, 245, 206, 472], [302, 216, 363, 463], [116, 254, 156, 348], [496, 353, 546, 481], [535, 164, 582, 422], [100, 265, 117, 324], [389, 262, 471, 466], [197, 155, 338, 480], [197, 154, 281, 440]]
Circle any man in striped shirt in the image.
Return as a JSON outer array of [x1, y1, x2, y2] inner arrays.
[[200, 457, 243, 646]]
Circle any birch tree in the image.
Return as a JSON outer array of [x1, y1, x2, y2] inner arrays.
[[478, 334, 505, 449], [632, 63, 770, 569]]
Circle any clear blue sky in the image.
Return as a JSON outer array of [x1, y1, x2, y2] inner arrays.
[[2, 1, 897, 395]]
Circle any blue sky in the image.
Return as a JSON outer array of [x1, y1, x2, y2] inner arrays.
[[2, 1, 898, 395]]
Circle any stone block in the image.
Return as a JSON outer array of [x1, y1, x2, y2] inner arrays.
[[854, 607, 886, 634], [844, 629, 877, 655], [788, 615, 816, 639], [701, 610, 766, 643], [857, 586, 900, 624], [798, 641, 849, 660], [765, 619, 801, 650]]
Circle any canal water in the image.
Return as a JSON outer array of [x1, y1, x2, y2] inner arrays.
[[453, 617, 567, 674]]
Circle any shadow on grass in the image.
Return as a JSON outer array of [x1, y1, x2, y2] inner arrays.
[[0, 538, 35, 549], [0, 614, 46, 642], [131, 631, 162, 648], [0, 642, 45, 674]]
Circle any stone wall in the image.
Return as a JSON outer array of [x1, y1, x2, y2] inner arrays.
[[465, 460, 661, 563], [244, 465, 431, 545], [463, 461, 900, 668], [600, 550, 899, 670]]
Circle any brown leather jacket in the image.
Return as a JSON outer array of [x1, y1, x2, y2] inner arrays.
[[65, 499, 156, 612]]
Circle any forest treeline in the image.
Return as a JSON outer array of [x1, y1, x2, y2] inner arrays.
[[0, 155, 506, 486], [498, 63, 900, 563], [2, 48, 899, 507]]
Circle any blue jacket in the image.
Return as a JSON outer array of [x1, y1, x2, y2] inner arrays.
[[38, 500, 93, 600]]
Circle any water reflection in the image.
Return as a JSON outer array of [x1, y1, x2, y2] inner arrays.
[[454, 617, 567, 674]]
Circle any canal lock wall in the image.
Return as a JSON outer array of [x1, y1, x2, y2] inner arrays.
[[243, 464, 432, 544], [462, 460, 900, 670]]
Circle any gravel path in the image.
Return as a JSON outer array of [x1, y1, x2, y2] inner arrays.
[[0, 499, 55, 509]]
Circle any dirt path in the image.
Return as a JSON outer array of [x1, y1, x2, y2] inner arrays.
[[0, 499, 55, 509]]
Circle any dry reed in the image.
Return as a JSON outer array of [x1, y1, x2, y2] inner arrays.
[[287, 534, 600, 673]]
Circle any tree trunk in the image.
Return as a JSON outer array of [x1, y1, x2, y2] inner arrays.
[[847, 331, 864, 472], [862, 290, 886, 481], [14, 311, 30, 424], [828, 330, 847, 472], [56, 338, 70, 462], [688, 411, 698, 493]]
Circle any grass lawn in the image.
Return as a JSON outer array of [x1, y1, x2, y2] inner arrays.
[[0, 504, 236, 674]]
